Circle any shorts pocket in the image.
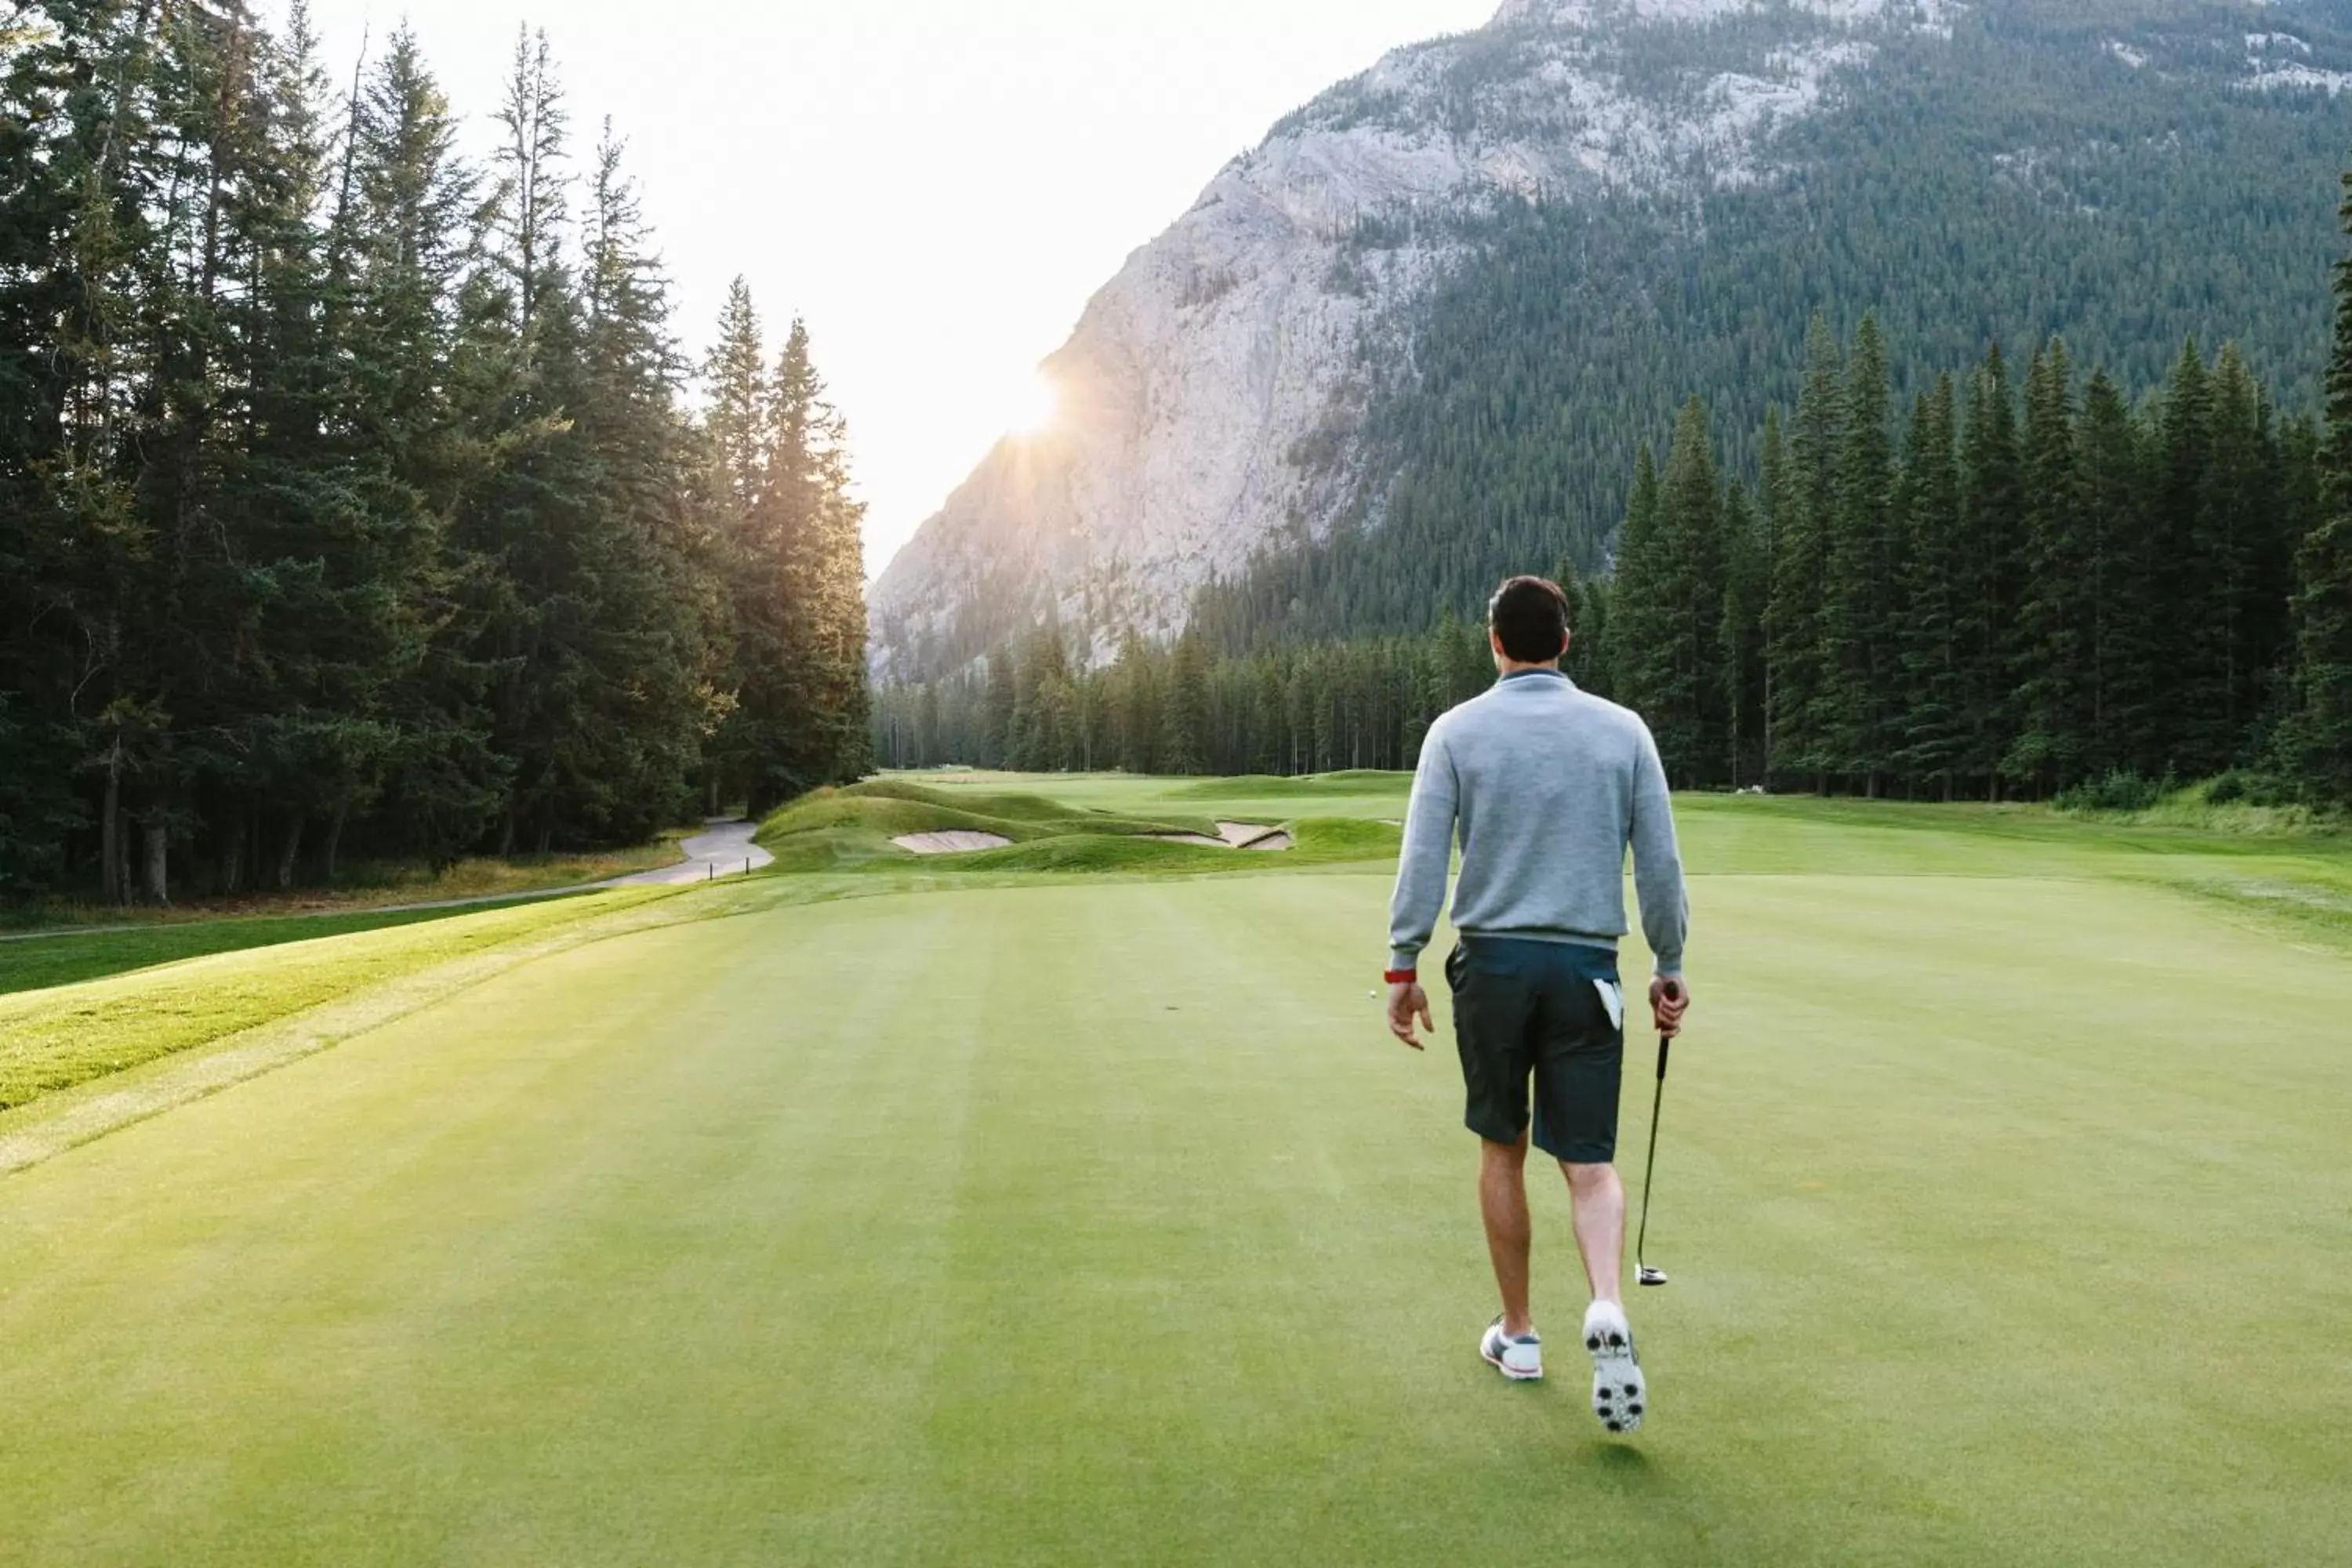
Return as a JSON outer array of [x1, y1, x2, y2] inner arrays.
[[1592, 978, 1624, 1031], [1445, 943, 1468, 993]]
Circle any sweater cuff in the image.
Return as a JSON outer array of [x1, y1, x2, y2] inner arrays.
[[1652, 954, 1684, 979], [1388, 947, 1423, 975]]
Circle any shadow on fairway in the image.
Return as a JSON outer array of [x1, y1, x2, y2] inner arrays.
[[1586, 1442, 1658, 1477]]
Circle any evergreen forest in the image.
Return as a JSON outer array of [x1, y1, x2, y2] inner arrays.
[[0, 5, 871, 902]]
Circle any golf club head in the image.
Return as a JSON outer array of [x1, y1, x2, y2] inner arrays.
[[1637, 1265, 1668, 1288]]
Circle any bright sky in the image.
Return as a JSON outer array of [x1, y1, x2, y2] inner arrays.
[[303, 0, 1501, 577]]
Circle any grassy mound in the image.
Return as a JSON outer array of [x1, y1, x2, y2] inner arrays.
[[845, 779, 1091, 822]]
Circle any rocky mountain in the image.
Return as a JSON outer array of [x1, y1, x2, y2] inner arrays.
[[869, 0, 2352, 681]]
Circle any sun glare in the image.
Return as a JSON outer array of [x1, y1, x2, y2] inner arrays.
[[1009, 370, 1058, 436]]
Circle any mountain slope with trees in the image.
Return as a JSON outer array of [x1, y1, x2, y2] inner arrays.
[[876, 155, 2352, 810], [876, 0, 2352, 684]]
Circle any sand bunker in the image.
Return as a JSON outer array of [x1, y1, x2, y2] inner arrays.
[[893, 831, 1013, 855], [897, 822, 1295, 856], [1145, 822, 1294, 852]]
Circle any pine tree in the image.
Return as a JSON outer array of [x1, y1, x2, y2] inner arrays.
[[1820, 315, 1900, 793], [572, 122, 725, 837], [1754, 407, 1788, 775], [342, 24, 505, 866], [1768, 314, 1842, 787], [1897, 373, 1967, 796], [717, 314, 871, 811], [1958, 346, 2024, 798], [1720, 481, 1768, 788], [2286, 165, 2352, 803], [982, 650, 1017, 770], [2075, 368, 2154, 779], [1619, 401, 1727, 784], [1160, 634, 1212, 775], [1609, 443, 1667, 720], [2151, 339, 2216, 777], [2007, 339, 2085, 794], [2194, 344, 2290, 770], [1570, 577, 1614, 702], [1112, 630, 1157, 774]]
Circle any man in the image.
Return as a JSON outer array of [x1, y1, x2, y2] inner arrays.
[[1385, 575, 1690, 1436]]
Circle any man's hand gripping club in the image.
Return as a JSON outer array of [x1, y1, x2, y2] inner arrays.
[[1650, 976, 1689, 1036]]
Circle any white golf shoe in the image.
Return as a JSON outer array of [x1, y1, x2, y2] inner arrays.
[[1583, 1299, 1647, 1435], [1479, 1316, 1544, 1381]]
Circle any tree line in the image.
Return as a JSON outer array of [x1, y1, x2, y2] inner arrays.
[[877, 166, 2352, 810], [0, 5, 869, 902], [871, 614, 1515, 781], [1604, 323, 2330, 802]]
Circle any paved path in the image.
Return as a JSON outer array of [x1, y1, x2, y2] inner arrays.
[[604, 820, 774, 886], [0, 820, 771, 944]]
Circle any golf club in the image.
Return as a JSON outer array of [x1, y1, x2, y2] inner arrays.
[[1634, 981, 1682, 1289]]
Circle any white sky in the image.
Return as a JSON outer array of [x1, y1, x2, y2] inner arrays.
[[303, 0, 1501, 576]]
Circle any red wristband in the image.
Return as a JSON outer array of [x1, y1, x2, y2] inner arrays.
[[1384, 968, 1418, 985]]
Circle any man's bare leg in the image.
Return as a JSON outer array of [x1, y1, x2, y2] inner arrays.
[[1563, 1161, 1626, 1305], [1479, 1134, 1534, 1336]]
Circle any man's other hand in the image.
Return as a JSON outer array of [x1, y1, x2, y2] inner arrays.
[[1650, 976, 1690, 1037], [1388, 982, 1433, 1051]]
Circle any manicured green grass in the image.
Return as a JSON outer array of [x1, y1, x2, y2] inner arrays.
[[0, 786, 2347, 1563]]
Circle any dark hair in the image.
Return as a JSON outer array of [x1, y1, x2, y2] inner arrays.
[[1488, 575, 1571, 663]]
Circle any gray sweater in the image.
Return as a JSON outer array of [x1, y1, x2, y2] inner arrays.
[[1388, 670, 1689, 977]]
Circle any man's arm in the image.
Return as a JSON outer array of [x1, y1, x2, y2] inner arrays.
[[1385, 727, 1458, 1049], [1388, 726, 1459, 975], [1629, 720, 1689, 982]]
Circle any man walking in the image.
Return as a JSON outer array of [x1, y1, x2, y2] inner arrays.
[[1385, 575, 1690, 1436]]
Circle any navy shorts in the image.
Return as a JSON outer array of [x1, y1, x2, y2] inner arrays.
[[1445, 935, 1626, 1164]]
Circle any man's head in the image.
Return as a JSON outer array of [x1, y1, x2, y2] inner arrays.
[[1487, 575, 1572, 671]]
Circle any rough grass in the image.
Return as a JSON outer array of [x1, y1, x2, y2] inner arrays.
[[2121, 779, 2343, 837], [0, 887, 678, 1113], [0, 900, 597, 997], [0, 837, 684, 933]]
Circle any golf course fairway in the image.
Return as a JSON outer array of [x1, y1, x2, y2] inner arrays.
[[1, 784, 2347, 1565]]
